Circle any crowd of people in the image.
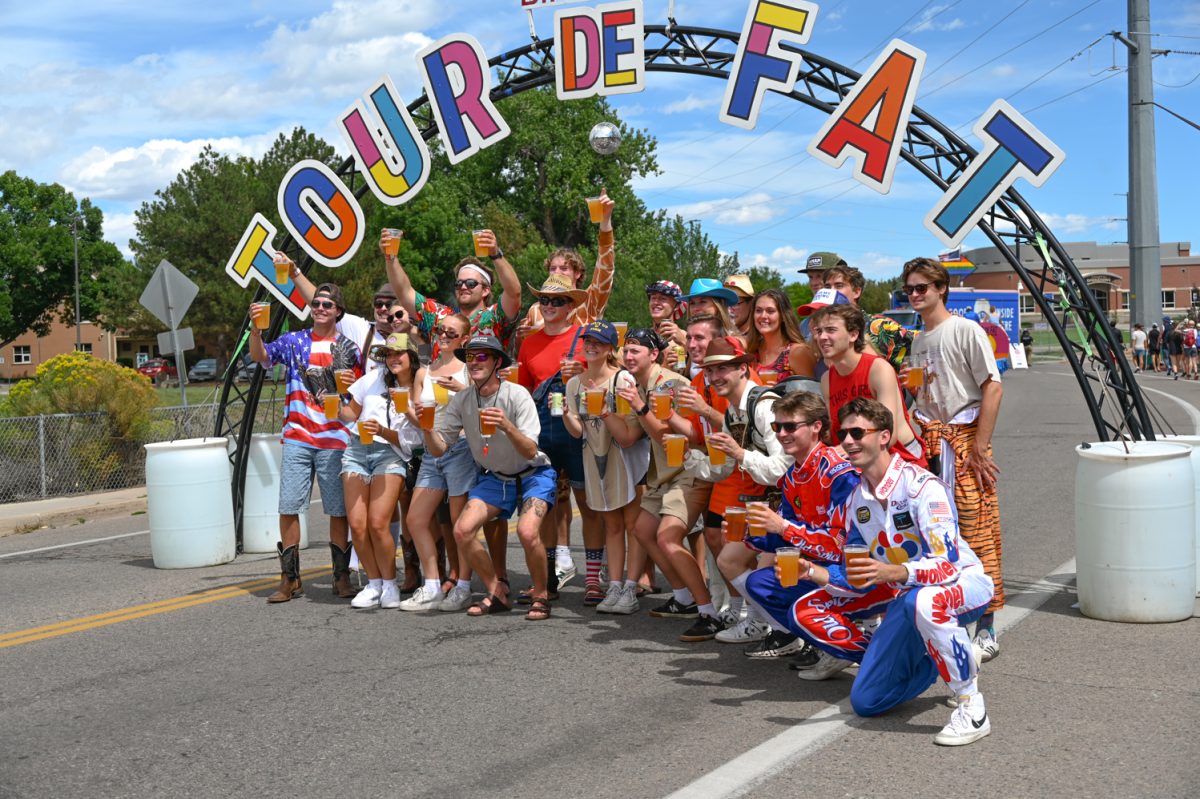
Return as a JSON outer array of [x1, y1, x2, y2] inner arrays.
[[248, 196, 1006, 747]]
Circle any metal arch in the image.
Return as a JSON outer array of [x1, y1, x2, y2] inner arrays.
[[216, 23, 1153, 546]]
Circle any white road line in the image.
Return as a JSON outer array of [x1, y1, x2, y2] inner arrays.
[[662, 557, 1078, 799], [0, 530, 149, 560], [1140, 385, 1200, 435]]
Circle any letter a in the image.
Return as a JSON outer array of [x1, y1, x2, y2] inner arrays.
[[807, 40, 926, 194], [720, 0, 818, 130]]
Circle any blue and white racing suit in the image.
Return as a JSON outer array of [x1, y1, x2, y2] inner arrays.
[[830, 455, 994, 717]]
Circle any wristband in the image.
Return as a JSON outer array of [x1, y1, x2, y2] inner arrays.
[[490, 248, 504, 260], [635, 403, 651, 417]]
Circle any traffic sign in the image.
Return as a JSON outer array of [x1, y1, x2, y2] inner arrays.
[[157, 327, 194, 355], [139, 260, 198, 329]]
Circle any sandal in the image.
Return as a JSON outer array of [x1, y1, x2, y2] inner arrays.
[[583, 583, 606, 606], [517, 586, 559, 604], [466, 594, 511, 616], [525, 597, 551, 621], [636, 583, 661, 598]]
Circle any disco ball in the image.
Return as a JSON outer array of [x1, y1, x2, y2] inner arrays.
[[589, 122, 622, 156]]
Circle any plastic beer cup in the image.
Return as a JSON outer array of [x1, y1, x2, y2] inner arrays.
[[506, 365, 520, 383], [905, 366, 925, 390], [652, 389, 673, 420], [472, 230, 489, 258], [615, 394, 632, 416], [776, 547, 801, 587], [707, 438, 727, 466], [758, 368, 779, 386], [335, 370, 353, 394], [358, 424, 374, 446], [253, 304, 270, 330], [613, 322, 628, 348], [664, 434, 686, 468], [323, 395, 340, 420], [724, 507, 747, 543], [273, 255, 290, 285], [392, 387, 409, 413], [586, 196, 604, 223], [383, 228, 401, 257], [747, 502, 768, 536], [479, 410, 497, 437], [844, 544, 871, 587], [432, 382, 450, 406], [418, 405, 436, 430], [585, 388, 606, 417]]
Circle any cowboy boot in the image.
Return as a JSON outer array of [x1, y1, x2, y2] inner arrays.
[[400, 536, 421, 594], [267, 543, 302, 603], [330, 542, 356, 598]]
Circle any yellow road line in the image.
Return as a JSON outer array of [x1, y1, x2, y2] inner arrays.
[[0, 566, 332, 650]]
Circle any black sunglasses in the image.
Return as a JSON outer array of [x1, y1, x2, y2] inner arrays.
[[902, 282, 939, 296], [386, 311, 406, 322], [373, 299, 393, 309], [835, 427, 881, 442], [433, 326, 463, 338], [455, 279, 483, 290], [538, 296, 573, 308], [311, 299, 337, 311], [770, 420, 812, 433]]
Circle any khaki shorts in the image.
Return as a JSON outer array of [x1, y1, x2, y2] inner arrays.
[[642, 476, 699, 525]]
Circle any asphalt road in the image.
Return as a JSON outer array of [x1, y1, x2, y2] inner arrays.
[[1, 363, 1197, 799]]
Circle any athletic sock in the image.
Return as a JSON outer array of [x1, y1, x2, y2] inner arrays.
[[369, 578, 383, 590], [424, 578, 440, 594], [728, 596, 745, 616], [624, 579, 639, 590], [697, 602, 716, 618], [585, 548, 604, 584], [674, 587, 695, 606], [456, 579, 471, 590]]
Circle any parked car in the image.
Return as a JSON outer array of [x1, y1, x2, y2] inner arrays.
[[188, 358, 219, 382], [137, 358, 177, 382], [235, 355, 259, 382]]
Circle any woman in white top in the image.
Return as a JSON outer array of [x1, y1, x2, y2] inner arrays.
[[402, 313, 479, 612], [339, 332, 425, 609], [563, 321, 650, 613]]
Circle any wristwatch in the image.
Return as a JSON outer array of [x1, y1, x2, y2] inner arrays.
[[635, 403, 651, 417], [490, 248, 504, 260]]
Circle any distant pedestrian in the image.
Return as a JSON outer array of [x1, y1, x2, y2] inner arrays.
[[1147, 324, 1161, 372], [1131, 324, 1147, 373], [1019, 328, 1034, 359]]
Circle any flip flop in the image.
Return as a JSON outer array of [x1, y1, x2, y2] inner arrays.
[[466, 594, 511, 616]]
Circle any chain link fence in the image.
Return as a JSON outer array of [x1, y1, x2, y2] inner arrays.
[[0, 399, 286, 504]]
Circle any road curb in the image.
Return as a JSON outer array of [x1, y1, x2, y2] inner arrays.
[[0, 491, 148, 538]]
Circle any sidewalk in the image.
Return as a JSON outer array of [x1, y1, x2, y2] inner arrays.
[[0, 487, 147, 537]]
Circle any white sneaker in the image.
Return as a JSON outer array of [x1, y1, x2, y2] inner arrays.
[[437, 584, 473, 612], [973, 628, 1000, 662], [596, 583, 623, 613], [379, 581, 402, 609], [794, 649, 854, 681], [609, 583, 640, 615], [555, 561, 578, 587], [715, 616, 770, 643], [934, 693, 991, 746], [398, 585, 443, 612], [718, 607, 741, 628], [351, 584, 382, 609]]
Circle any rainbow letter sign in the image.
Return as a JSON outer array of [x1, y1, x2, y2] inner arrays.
[[554, 0, 645, 100], [338, 75, 431, 207], [225, 214, 309, 321], [720, 0, 818, 130], [417, 35, 511, 165]]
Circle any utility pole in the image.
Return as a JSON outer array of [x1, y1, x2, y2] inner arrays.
[[71, 216, 82, 352], [1117, 0, 1163, 330]]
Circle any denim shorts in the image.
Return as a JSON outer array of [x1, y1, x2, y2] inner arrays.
[[468, 464, 557, 520], [538, 416, 584, 488], [279, 440, 346, 517], [340, 440, 406, 480], [413, 436, 479, 497]]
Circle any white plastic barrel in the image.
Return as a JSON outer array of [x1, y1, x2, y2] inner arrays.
[[240, 433, 309, 553], [1075, 440, 1196, 622], [1158, 435, 1200, 595], [145, 437, 236, 569]]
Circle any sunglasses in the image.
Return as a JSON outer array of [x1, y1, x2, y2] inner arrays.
[[386, 311, 406, 323], [311, 299, 337, 311], [434, 327, 463, 338], [835, 427, 881, 442], [373, 299, 393, 309], [770, 420, 812, 433], [466, 352, 494, 363], [902, 282, 938, 296], [538, 296, 573, 308], [455, 279, 483, 290]]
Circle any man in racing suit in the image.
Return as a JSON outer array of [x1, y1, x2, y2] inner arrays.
[[815, 397, 995, 746], [717, 391, 896, 673]]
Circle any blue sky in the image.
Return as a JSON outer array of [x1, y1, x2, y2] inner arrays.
[[3, 0, 1197, 282]]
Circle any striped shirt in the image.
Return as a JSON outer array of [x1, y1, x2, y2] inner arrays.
[[265, 329, 361, 450]]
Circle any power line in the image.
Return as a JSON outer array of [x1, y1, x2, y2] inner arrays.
[[1005, 34, 1111, 101], [1155, 69, 1200, 88], [921, 0, 1105, 101], [1022, 68, 1126, 114], [925, 1, 1032, 80]]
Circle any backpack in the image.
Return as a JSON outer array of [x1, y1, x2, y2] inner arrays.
[[1186, 329, 1196, 348], [727, 376, 821, 453]]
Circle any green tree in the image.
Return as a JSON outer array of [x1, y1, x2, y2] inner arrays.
[[0, 171, 133, 349]]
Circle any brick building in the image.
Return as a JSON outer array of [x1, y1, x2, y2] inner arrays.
[[959, 241, 1196, 328], [0, 304, 161, 381]]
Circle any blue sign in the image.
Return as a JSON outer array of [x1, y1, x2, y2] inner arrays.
[[945, 290, 1020, 342]]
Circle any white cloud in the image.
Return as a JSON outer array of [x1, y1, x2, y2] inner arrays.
[[670, 192, 783, 225], [991, 64, 1016, 78], [911, 5, 966, 33], [745, 245, 810, 272], [663, 94, 718, 114], [102, 211, 137, 257], [60, 133, 280, 201], [1037, 212, 1121, 235]]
